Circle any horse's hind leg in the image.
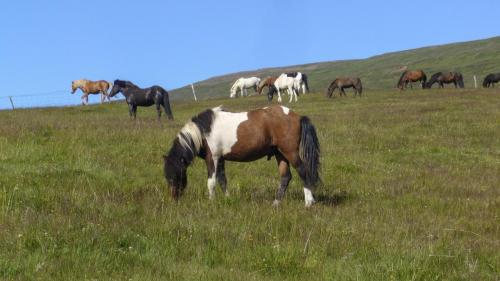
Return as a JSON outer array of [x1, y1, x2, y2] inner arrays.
[[281, 151, 315, 207], [216, 159, 229, 196], [272, 153, 292, 206], [156, 102, 162, 120]]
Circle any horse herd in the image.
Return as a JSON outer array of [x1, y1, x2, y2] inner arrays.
[[69, 70, 499, 207], [71, 71, 500, 120]]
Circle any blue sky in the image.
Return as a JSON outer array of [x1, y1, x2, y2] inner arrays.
[[1, 0, 499, 106]]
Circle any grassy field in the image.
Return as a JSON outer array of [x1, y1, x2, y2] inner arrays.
[[170, 36, 500, 101], [0, 88, 499, 280]]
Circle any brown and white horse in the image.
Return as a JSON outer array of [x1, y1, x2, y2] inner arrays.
[[71, 79, 112, 105], [163, 105, 321, 207]]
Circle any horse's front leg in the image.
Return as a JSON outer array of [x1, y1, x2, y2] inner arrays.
[[128, 103, 134, 119], [205, 152, 218, 200], [216, 159, 229, 196], [276, 88, 282, 103], [156, 102, 162, 121], [272, 153, 292, 206], [289, 87, 294, 103], [81, 93, 89, 105]]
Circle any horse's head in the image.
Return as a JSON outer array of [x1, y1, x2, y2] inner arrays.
[[163, 151, 188, 200], [109, 80, 125, 97], [71, 81, 77, 94]]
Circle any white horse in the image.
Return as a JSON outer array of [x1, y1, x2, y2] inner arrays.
[[274, 73, 302, 103], [286, 72, 309, 95], [230, 77, 261, 98]]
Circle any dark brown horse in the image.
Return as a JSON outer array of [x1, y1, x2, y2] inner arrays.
[[397, 70, 427, 90], [71, 79, 112, 105], [482, 73, 500, 88], [163, 105, 320, 207], [257, 76, 278, 101], [109, 80, 173, 120], [426, 72, 464, 88], [325, 77, 363, 97]]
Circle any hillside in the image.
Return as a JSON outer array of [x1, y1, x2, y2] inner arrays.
[[170, 36, 500, 100]]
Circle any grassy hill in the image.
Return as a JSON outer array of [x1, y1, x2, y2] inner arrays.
[[170, 36, 500, 100], [0, 87, 499, 280]]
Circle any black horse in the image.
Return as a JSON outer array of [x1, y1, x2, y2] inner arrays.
[[426, 72, 464, 88], [109, 80, 173, 120], [482, 73, 500, 88]]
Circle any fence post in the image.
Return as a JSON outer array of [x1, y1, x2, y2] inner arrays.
[[473, 75, 477, 89], [191, 84, 197, 101], [8, 96, 15, 110]]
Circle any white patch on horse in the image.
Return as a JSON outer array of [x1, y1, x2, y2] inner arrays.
[[206, 111, 248, 156], [304, 187, 315, 207], [280, 106, 290, 115]]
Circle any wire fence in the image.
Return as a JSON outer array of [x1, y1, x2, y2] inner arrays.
[[0, 90, 124, 110]]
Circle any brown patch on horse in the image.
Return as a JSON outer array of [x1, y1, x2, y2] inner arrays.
[[224, 106, 301, 167]]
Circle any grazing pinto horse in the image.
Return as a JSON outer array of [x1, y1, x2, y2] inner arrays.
[[229, 77, 261, 98], [426, 72, 464, 88], [257, 76, 278, 101], [325, 77, 363, 97], [108, 80, 173, 120], [482, 73, 500, 88], [71, 79, 112, 105], [274, 73, 302, 103], [163, 105, 320, 207], [397, 70, 427, 90], [286, 72, 310, 94]]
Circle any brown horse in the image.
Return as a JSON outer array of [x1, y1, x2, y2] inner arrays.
[[257, 76, 279, 101], [163, 105, 320, 207], [426, 72, 464, 88], [397, 70, 427, 90], [325, 77, 363, 97], [71, 79, 112, 105]]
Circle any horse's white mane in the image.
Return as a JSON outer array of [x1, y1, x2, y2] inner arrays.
[[178, 122, 203, 154]]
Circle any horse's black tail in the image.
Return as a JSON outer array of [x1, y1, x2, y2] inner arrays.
[[456, 73, 464, 88], [299, 116, 320, 188], [160, 88, 174, 120], [302, 74, 310, 93], [356, 79, 363, 94]]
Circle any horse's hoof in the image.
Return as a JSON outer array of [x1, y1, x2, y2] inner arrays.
[[272, 200, 281, 207]]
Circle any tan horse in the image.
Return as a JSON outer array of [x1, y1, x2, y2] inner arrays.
[[71, 79, 112, 105], [397, 70, 427, 90]]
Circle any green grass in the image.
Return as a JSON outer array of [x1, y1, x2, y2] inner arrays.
[[170, 36, 500, 101], [1, 88, 499, 280]]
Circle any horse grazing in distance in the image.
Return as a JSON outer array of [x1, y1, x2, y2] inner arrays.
[[108, 80, 173, 120], [274, 73, 302, 103], [286, 72, 310, 94], [257, 76, 278, 101], [482, 73, 500, 88], [397, 70, 427, 90], [163, 105, 320, 207], [325, 77, 363, 98], [71, 79, 112, 105], [426, 72, 464, 88], [229, 77, 261, 98]]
